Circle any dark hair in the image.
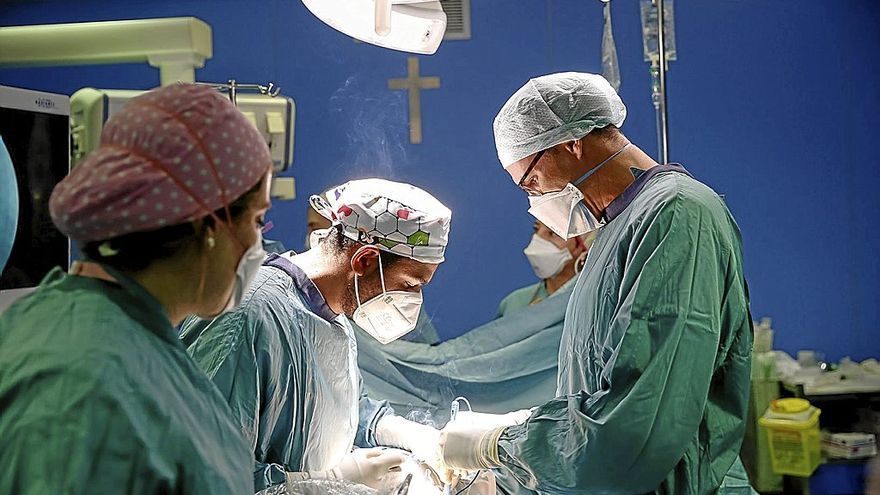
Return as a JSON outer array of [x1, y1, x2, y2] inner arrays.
[[590, 124, 622, 140], [327, 224, 404, 268], [81, 176, 266, 272]]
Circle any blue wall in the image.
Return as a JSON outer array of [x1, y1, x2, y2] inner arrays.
[[2, 1, 878, 361]]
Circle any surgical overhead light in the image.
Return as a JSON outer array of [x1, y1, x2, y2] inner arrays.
[[301, 0, 447, 55]]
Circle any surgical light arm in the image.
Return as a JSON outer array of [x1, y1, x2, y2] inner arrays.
[[0, 17, 212, 85]]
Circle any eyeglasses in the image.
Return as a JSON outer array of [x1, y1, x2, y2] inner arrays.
[[517, 150, 546, 194]]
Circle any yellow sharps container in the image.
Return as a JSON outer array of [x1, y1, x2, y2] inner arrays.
[[758, 398, 821, 477]]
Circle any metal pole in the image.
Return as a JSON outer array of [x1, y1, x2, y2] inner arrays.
[[650, 63, 662, 162], [655, 0, 669, 163]]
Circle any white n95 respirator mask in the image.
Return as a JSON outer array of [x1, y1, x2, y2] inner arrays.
[[523, 233, 572, 279], [223, 230, 267, 314], [526, 143, 631, 240], [527, 184, 600, 240], [352, 249, 423, 344]]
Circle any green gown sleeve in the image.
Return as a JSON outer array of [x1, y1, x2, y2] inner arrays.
[[498, 188, 750, 494], [356, 375, 395, 448]]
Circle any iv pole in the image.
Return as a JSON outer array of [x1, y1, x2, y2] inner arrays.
[[602, 0, 670, 163], [651, 0, 669, 164]]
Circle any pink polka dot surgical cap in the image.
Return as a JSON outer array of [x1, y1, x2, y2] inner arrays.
[[50, 83, 271, 242]]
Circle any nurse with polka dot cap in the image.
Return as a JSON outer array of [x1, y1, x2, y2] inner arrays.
[[0, 83, 271, 494]]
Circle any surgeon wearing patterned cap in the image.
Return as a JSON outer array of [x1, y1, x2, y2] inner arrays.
[[180, 178, 454, 492], [439, 72, 756, 494], [0, 83, 273, 494]]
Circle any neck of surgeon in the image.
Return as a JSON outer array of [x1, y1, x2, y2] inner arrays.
[[545, 260, 576, 295], [574, 129, 658, 220], [287, 247, 349, 315]]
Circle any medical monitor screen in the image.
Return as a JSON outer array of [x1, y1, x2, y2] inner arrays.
[[0, 86, 70, 290]]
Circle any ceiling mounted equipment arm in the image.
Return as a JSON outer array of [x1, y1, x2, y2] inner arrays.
[[0, 17, 212, 85]]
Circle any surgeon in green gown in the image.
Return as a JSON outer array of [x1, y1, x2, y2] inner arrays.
[[0, 84, 273, 494], [440, 72, 755, 494]]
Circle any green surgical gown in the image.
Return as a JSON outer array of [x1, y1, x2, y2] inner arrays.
[[496, 282, 549, 318], [498, 167, 754, 494], [179, 255, 394, 492], [0, 267, 253, 494], [496, 276, 580, 320]]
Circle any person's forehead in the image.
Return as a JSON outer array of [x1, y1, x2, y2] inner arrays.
[[255, 172, 273, 207], [535, 223, 554, 236], [535, 221, 565, 240], [307, 207, 331, 225]]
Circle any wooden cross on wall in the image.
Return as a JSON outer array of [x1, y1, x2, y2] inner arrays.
[[388, 57, 440, 144]]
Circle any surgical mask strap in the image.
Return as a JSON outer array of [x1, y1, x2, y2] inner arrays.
[[572, 143, 631, 186], [354, 272, 362, 306], [377, 251, 387, 293], [353, 246, 387, 307]]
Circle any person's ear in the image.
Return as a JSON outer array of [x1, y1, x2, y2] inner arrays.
[[350, 246, 380, 277], [566, 138, 585, 161], [193, 217, 217, 252], [563, 139, 585, 159]]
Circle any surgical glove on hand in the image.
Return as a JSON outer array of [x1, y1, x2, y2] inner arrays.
[[332, 448, 407, 489], [440, 421, 505, 471], [375, 415, 453, 484], [288, 448, 406, 489]]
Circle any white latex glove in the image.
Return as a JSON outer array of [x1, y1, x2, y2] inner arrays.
[[437, 408, 531, 472], [287, 448, 406, 489], [440, 420, 505, 471], [375, 415, 453, 484], [332, 448, 407, 489]]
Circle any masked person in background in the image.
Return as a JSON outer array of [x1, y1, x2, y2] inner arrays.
[[496, 220, 594, 319], [180, 179, 454, 492], [0, 84, 272, 494], [440, 72, 755, 494], [304, 199, 332, 250]]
